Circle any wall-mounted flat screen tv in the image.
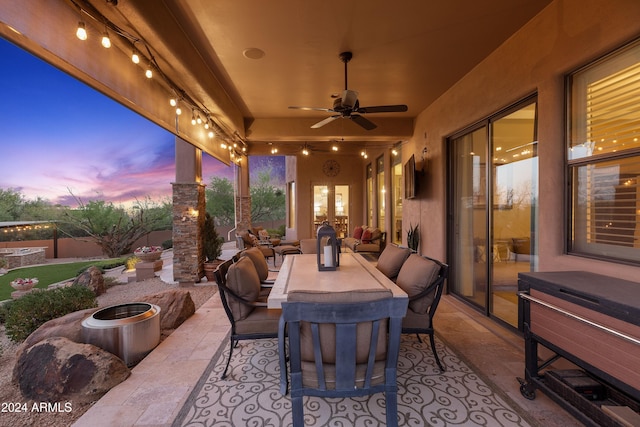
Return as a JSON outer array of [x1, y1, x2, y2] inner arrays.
[[404, 154, 417, 199]]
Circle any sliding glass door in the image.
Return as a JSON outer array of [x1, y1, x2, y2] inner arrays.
[[449, 97, 538, 327]]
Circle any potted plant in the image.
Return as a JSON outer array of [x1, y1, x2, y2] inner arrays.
[[134, 245, 163, 262], [203, 213, 224, 281], [407, 223, 420, 253]]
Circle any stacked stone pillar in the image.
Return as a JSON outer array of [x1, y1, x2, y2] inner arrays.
[[172, 183, 206, 285]]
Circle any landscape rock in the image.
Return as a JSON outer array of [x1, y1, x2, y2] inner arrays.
[[12, 337, 130, 404], [15, 308, 98, 362], [140, 288, 196, 334], [73, 266, 106, 296]]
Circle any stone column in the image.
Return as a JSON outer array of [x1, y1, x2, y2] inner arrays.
[[172, 138, 205, 285]]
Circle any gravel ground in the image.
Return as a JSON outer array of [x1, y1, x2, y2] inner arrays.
[[0, 274, 218, 427]]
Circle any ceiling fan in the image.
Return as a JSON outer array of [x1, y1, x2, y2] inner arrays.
[[289, 51, 408, 130]]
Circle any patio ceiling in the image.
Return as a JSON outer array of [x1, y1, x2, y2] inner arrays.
[[0, 0, 552, 158]]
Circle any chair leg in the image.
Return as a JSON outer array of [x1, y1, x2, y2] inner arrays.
[[291, 395, 304, 427], [221, 336, 236, 379], [415, 332, 423, 343], [429, 333, 446, 372], [385, 392, 399, 427]]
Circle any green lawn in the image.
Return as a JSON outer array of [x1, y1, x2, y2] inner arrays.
[[0, 259, 125, 301]]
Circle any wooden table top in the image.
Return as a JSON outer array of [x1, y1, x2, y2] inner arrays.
[[267, 253, 407, 309]]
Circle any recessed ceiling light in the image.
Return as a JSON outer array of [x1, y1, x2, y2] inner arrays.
[[243, 48, 265, 60]]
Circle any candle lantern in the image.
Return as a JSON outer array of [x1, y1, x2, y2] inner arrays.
[[316, 221, 339, 271]]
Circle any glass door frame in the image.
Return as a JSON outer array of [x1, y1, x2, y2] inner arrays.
[[447, 95, 538, 326]]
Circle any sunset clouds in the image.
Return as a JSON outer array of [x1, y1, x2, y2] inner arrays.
[[0, 38, 233, 208]]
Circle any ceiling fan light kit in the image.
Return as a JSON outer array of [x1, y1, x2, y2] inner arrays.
[[289, 51, 408, 130]]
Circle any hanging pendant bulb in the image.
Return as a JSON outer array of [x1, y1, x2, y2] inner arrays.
[[101, 29, 111, 48], [169, 98, 177, 107], [76, 22, 87, 41], [191, 110, 197, 125], [175, 107, 182, 115], [145, 62, 153, 78], [208, 130, 214, 139], [131, 49, 140, 64]]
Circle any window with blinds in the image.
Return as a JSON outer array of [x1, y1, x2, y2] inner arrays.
[[568, 38, 640, 264]]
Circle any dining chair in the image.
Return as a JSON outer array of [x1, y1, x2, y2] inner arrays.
[[395, 254, 449, 372], [278, 289, 407, 427], [375, 244, 412, 281], [214, 256, 282, 379], [236, 231, 276, 264]]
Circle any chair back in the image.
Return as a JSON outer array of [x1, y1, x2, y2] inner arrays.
[[279, 290, 406, 426]]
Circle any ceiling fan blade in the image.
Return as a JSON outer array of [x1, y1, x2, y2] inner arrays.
[[357, 104, 408, 114], [289, 106, 333, 112], [311, 115, 340, 129], [350, 114, 377, 130]]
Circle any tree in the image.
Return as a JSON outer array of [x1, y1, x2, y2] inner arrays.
[[62, 195, 171, 257], [205, 177, 235, 226], [250, 168, 285, 223], [0, 188, 25, 221]]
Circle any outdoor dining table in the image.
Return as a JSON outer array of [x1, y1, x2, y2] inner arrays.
[[267, 252, 408, 309]]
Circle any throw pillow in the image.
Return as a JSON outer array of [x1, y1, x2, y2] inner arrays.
[[396, 254, 440, 314], [361, 229, 372, 244], [376, 245, 411, 280], [242, 247, 269, 282], [226, 256, 261, 320], [353, 226, 364, 240]]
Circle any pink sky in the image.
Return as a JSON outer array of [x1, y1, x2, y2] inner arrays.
[[0, 37, 233, 208]]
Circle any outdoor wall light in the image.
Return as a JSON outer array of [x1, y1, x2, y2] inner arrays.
[[76, 22, 87, 41]]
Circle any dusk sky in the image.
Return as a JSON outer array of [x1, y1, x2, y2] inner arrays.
[[0, 37, 236, 208]]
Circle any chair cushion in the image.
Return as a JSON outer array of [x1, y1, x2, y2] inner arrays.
[[226, 256, 261, 320], [396, 254, 440, 314], [353, 226, 364, 240], [235, 306, 282, 335], [361, 229, 373, 243], [376, 245, 411, 279], [299, 238, 317, 254], [242, 247, 269, 282]]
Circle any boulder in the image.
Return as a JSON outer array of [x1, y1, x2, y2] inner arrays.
[[15, 308, 98, 362], [12, 337, 130, 404], [140, 289, 195, 334], [73, 266, 106, 296]]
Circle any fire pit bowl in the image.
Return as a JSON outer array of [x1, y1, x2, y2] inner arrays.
[[82, 302, 161, 366]]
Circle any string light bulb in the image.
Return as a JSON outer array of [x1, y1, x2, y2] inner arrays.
[[169, 98, 177, 107], [175, 107, 182, 115], [76, 22, 87, 41], [101, 29, 111, 48], [131, 48, 140, 64], [145, 63, 153, 78], [191, 110, 197, 125], [208, 130, 214, 139]]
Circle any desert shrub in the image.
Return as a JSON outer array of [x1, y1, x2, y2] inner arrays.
[[0, 301, 12, 324], [125, 256, 141, 270], [4, 285, 97, 342], [103, 276, 120, 289], [162, 239, 173, 249]]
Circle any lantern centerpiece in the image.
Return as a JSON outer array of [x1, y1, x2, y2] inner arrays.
[[316, 221, 340, 271]]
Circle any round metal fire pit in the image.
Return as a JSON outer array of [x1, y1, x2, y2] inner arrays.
[[82, 302, 161, 367]]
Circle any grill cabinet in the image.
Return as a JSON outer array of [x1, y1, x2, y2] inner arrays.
[[518, 271, 640, 426]]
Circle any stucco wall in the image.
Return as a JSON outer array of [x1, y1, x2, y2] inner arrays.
[[407, 0, 640, 281], [293, 153, 365, 240]]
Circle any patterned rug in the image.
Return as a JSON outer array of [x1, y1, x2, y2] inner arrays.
[[173, 335, 534, 427]]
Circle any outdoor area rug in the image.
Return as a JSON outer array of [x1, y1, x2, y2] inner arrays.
[[173, 335, 534, 427]]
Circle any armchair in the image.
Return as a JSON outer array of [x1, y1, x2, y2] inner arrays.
[[395, 254, 448, 372], [214, 256, 281, 379], [236, 231, 275, 264], [278, 288, 406, 427]]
